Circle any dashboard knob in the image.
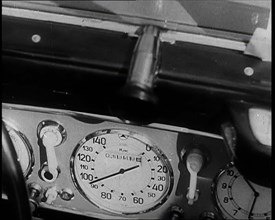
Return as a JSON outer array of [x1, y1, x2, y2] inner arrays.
[[28, 183, 42, 213], [199, 211, 217, 220], [170, 206, 184, 220], [59, 188, 74, 201], [44, 186, 58, 205]]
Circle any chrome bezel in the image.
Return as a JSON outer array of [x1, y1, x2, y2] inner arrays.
[[70, 128, 174, 215], [37, 120, 67, 146], [3, 120, 35, 179]]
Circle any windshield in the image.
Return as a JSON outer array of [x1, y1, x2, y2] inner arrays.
[[3, 0, 271, 40]]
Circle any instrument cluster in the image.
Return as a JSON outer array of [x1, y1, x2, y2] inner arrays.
[[2, 103, 271, 220]]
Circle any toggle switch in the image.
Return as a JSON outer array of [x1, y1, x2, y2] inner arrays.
[[185, 149, 204, 205], [37, 120, 66, 182]]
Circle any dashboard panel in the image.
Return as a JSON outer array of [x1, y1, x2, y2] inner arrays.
[[2, 103, 234, 219], [2, 2, 271, 219]]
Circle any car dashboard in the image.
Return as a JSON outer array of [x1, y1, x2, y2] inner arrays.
[[2, 1, 271, 220], [3, 103, 231, 220]]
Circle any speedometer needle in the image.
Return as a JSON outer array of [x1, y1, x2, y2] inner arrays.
[[89, 165, 139, 184]]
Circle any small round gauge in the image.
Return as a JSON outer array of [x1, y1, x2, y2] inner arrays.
[[4, 121, 34, 179], [70, 129, 174, 215], [212, 163, 271, 220]]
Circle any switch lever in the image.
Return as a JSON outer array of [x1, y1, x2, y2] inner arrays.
[[37, 120, 66, 182], [186, 149, 204, 205]]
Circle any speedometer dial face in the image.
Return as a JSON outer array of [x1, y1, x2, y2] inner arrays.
[[213, 163, 271, 220], [70, 129, 174, 214]]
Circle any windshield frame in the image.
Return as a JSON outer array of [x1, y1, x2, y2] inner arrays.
[[2, 0, 271, 43]]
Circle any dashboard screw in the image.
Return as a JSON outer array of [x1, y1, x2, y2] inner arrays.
[[31, 34, 41, 43], [244, 67, 254, 76]]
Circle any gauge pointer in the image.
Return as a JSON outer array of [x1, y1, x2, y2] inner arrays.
[[248, 191, 259, 220], [90, 165, 139, 184], [244, 178, 260, 220]]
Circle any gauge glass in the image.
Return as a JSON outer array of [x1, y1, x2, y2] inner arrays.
[[71, 129, 174, 214], [213, 163, 271, 220], [5, 123, 34, 178]]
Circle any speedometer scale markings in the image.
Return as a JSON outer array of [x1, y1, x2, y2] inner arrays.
[[71, 129, 173, 214]]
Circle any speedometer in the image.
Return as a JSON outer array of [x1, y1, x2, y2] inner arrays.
[[70, 129, 174, 214]]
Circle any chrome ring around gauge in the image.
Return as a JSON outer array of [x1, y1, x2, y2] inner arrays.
[[4, 121, 35, 179], [212, 162, 271, 220], [70, 129, 174, 215]]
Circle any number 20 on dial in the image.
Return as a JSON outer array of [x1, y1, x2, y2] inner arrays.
[[70, 129, 174, 214]]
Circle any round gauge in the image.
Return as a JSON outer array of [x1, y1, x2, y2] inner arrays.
[[4, 122, 34, 179], [212, 163, 271, 220], [70, 129, 174, 215]]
